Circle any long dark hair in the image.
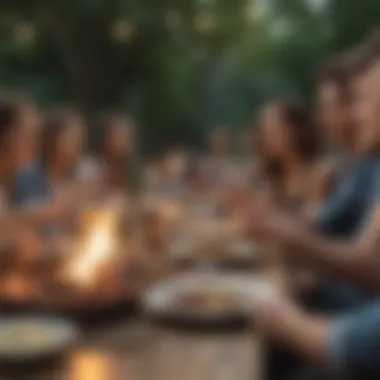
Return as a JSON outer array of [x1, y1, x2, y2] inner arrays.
[[0, 93, 31, 150], [259, 97, 321, 188], [40, 108, 81, 173]]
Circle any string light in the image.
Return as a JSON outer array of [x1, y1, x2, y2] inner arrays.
[[15, 22, 37, 46], [165, 10, 182, 31], [194, 13, 216, 34], [111, 20, 135, 43], [245, 0, 269, 24]]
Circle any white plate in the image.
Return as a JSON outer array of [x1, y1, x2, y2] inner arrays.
[[0, 316, 78, 361], [169, 238, 259, 263], [143, 273, 277, 322]]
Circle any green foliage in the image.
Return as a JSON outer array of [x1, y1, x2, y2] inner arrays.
[[0, 0, 379, 149]]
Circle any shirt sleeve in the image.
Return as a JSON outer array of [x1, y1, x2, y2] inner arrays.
[[370, 163, 380, 203], [314, 168, 361, 236], [11, 166, 51, 207], [327, 302, 380, 377]]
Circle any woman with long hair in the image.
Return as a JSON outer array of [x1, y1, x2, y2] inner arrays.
[[9, 107, 91, 231], [40, 108, 84, 188], [258, 97, 326, 213]]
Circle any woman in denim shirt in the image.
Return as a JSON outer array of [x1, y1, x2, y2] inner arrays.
[[9, 109, 89, 234]]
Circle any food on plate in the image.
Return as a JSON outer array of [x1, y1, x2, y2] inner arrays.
[[173, 289, 242, 313], [0, 321, 59, 354], [222, 240, 255, 259]]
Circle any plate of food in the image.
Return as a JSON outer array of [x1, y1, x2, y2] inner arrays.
[[0, 316, 78, 363], [169, 236, 260, 268], [143, 273, 278, 325]]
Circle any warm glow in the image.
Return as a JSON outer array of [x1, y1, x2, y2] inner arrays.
[[15, 22, 37, 46], [194, 13, 216, 33], [111, 20, 135, 42], [69, 350, 116, 380], [64, 208, 119, 288], [165, 10, 182, 30]]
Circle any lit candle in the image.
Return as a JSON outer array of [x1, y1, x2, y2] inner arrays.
[[69, 350, 116, 380]]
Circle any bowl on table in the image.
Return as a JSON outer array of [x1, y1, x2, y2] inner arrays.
[[0, 315, 78, 368], [143, 272, 278, 328]]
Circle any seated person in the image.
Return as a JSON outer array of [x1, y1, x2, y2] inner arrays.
[[78, 112, 135, 193], [246, 48, 380, 297], [202, 128, 237, 187], [248, 34, 380, 380], [6, 107, 92, 234], [256, 97, 335, 301], [143, 148, 188, 197], [257, 97, 326, 217], [253, 294, 380, 379]]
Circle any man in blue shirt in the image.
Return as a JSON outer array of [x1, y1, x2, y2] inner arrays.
[[249, 35, 380, 379]]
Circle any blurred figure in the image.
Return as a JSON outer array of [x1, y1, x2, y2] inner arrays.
[[13, 96, 40, 168], [40, 109, 84, 190], [240, 129, 255, 158], [82, 112, 134, 192], [258, 97, 326, 302], [250, 38, 380, 309], [7, 107, 92, 236], [210, 128, 229, 157], [248, 45, 380, 380], [12, 107, 84, 208], [143, 148, 187, 197], [203, 128, 235, 186], [0, 98, 70, 241], [258, 97, 323, 213], [164, 148, 188, 181], [185, 152, 208, 192], [248, 34, 380, 380], [0, 94, 37, 209], [317, 57, 357, 155], [238, 129, 260, 188], [314, 55, 363, 199]]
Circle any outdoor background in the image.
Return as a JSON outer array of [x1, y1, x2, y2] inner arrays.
[[0, 0, 378, 152]]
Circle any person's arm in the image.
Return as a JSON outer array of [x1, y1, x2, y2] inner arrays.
[[246, 163, 380, 292], [0, 200, 68, 234], [254, 297, 380, 377], [250, 207, 380, 292], [253, 296, 329, 365], [313, 164, 360, 236], [287, 223, 380, 291], [305, 160, 337, 218], [280, 164, 380, 292], [0, 180, 95, 235]]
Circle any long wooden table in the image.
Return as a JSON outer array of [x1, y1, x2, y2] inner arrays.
[[16, 318, 263, 380]]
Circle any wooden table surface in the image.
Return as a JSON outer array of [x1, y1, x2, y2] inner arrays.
[[8, 318, 263, 380]]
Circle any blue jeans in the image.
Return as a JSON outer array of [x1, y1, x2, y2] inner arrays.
[[328, 301, 380, 378], [266, 280, 367, 380]]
